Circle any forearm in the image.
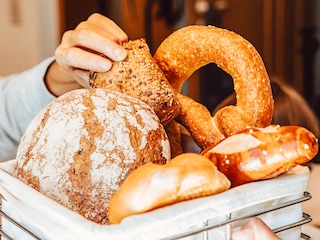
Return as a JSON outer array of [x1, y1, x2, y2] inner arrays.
[[0, 57, 56, 160], [0, 13, 129, 161]]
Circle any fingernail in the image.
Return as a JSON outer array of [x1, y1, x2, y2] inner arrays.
[[114, 48, 127, 61], [99, 60, 111, 71]]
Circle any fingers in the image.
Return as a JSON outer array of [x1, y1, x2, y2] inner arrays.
[[67, 68, 92, 89], [85, 13, 128, 44], [47, 13, 129, 96], [55, 34, 114, 72], [55, 13, 128, 73], [232, 218, 281, 240], [63, 29, 127, 61]]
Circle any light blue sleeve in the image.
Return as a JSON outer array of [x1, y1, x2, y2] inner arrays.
[[0, 57, 56, 161]]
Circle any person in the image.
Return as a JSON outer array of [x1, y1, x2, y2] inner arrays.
[[232, 217, 281, 240], [212, 76, 320, 237], [0, 13, 283, 239], [213, 76, 320, 150], [182, 76, 320, 158], [0, 13, 128, 161]]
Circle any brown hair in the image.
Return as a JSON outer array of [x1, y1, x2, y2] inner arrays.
[[213, 77, 320, 138]]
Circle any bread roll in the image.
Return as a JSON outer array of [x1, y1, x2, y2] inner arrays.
[[201, 125, 318, 187], [108, 153, 231, 224], [13, 88, 170, 224], [154, 25, 273, 150], [89, 38, 180, 126]]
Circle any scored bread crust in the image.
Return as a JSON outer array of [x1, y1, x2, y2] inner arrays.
[[89, 38, 180, 126], [13, 88, 171, 224]]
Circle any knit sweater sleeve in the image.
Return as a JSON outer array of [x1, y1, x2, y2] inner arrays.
[[0, 57, 56, 161]]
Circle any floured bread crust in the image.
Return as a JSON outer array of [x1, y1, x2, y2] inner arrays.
[[89, 38, 180, 126], [13, 88, 170, 224]]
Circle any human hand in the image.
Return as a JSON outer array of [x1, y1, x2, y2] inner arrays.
[[46, 13, 128, 96], [232, 218, 281, 240]]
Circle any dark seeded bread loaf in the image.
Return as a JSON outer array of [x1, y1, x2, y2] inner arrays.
[[89, 38, 180, 126]]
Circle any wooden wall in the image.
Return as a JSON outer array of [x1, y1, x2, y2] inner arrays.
[[59, 0, 318, 106], [217, 0, 304, 94]]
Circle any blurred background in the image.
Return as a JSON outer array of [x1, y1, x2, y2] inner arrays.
[[0, 0, 319, 116]]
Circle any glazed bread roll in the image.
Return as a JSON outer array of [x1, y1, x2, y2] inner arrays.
[[201, 125, 319, 187], [89, 38, 180, 126], [13, 88, 171, 224], [108, 153, 231, 224]]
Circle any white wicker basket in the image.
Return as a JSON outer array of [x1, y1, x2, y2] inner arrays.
[[0, 160, 312, 240]]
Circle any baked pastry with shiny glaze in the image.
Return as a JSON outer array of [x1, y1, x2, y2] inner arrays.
[[154, 25, 274, 150], [201, 125, 318, 187]]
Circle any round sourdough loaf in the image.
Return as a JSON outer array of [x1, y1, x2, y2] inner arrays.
[[13, 88, 170, 224]]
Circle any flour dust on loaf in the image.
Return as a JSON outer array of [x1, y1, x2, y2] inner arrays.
[[13, 88, 170, 224]]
